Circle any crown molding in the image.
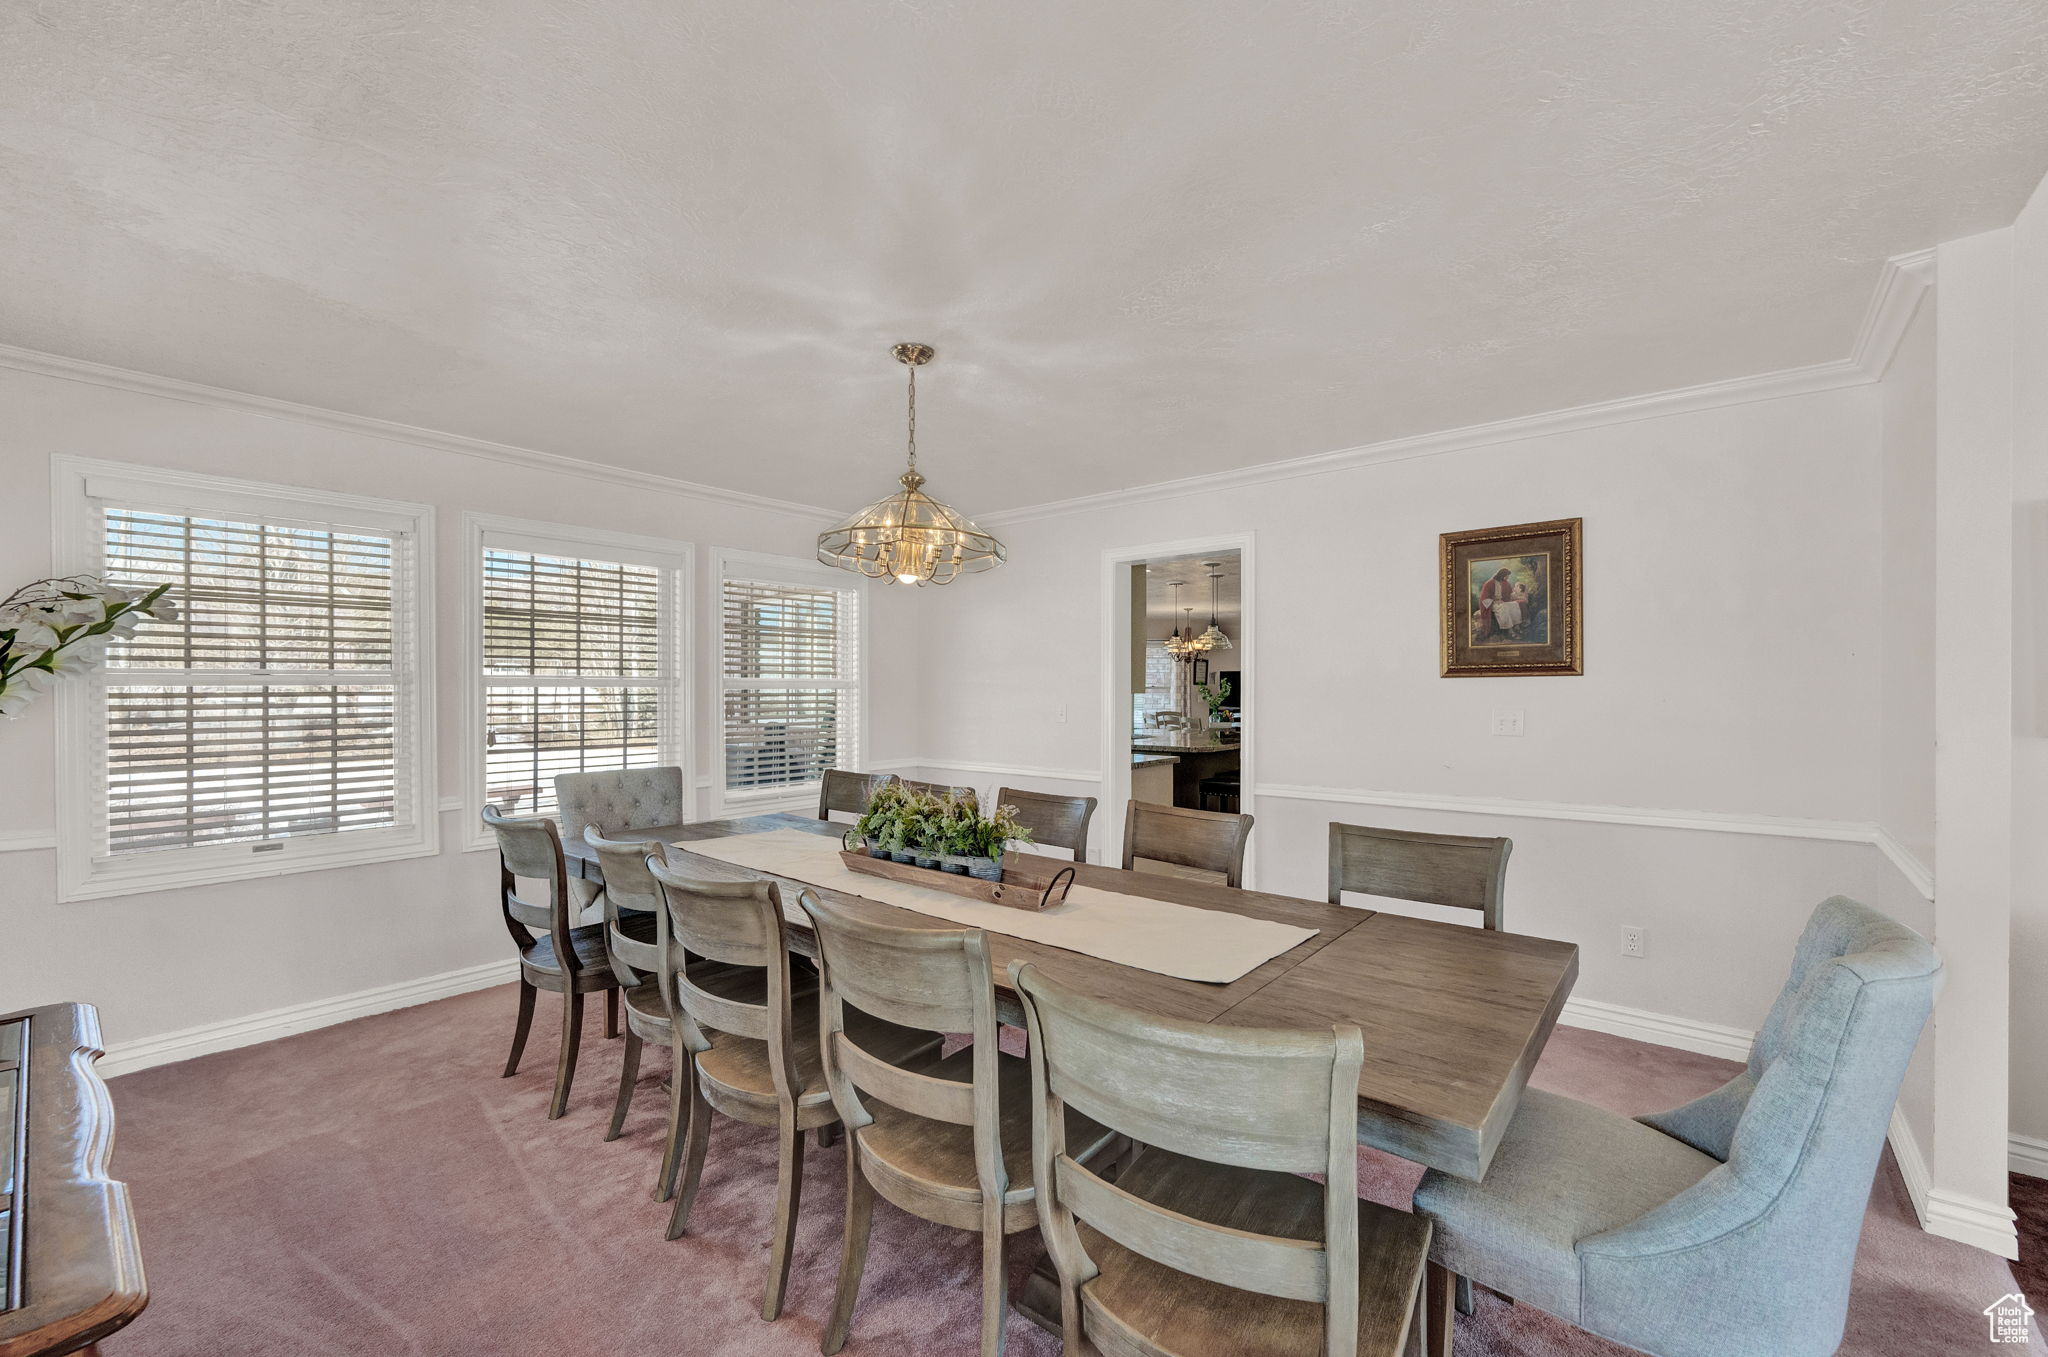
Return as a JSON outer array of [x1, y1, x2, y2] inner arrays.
[[981, 250, 1939, 526], [1849, 249, 1937, 380], [0, 251, 1938, 531], [0, 342, 837, 522]]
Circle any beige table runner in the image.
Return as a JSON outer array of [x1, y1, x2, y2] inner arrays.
[[674, 828, 1314, 985]]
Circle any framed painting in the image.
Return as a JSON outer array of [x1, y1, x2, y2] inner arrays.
[[1440, 518, 1582, 677]]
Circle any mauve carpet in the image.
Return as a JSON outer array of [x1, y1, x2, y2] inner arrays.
[[104, 985, 2040, 1356]]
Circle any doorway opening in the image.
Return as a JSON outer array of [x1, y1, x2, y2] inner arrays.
[[1099, 535, 1253, 880]]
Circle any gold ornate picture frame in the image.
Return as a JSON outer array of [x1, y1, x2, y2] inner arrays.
[[1440, 518, 1582, 677]]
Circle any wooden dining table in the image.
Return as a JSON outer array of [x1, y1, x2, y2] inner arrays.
[[563, 811, 1578, 1184]]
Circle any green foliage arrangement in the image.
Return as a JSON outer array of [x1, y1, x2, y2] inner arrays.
[[0, 576, 178, 718], [852, 783, 1034, 869], [1195, 675, 1233, 720]]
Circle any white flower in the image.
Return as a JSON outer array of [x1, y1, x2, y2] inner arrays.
[[55, 596, 105, 624], [42, 646, 98, 676], [148, 597, 180, 623], [6, 619, 60, 651]]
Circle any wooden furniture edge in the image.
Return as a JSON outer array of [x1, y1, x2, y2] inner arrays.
[[0, 1003, 147, 1357]]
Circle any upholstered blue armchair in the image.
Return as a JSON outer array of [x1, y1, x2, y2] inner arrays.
[[1412, 896, 1941, 1357]]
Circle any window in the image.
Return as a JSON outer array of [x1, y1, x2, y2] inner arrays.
[[55, 459, 435, 900], [719, 554, 862, 806], [1132, 639, 1175, 727], [465, 516, 689, 843]]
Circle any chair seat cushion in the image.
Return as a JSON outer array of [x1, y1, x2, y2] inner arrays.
[[856, 1047, 1115, 1227], [1075, 1148, 1431, 1357], [1410, 1089, 1717, 1322]]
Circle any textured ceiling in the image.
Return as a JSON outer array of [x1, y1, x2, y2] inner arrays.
[[4, 2, 2047, 515]]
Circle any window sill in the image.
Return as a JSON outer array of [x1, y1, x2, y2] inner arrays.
[[59, 828, 442, 903]]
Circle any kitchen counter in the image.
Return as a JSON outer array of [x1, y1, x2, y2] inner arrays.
[[1131, 732, 1241, 754], [1131, 752, 1180, 767]]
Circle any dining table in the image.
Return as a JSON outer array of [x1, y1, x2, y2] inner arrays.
[[562, 810, 1579, 1185]]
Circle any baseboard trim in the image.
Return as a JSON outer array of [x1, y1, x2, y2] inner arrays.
[[2011, 1132, 2048, 1179], [1890, 1106, 1933, 1225], [1558, 996, 1754, 1063], [1924, 1188, 2021, 1260], [98, 957, 519, 1078]]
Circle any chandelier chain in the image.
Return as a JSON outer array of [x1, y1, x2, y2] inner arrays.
[[906, 363, 917, 472]]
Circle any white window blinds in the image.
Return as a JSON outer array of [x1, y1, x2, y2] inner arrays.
[[480, 546, 670, 821], [721, 572, 860, 797], [97, 508, 409, 856]]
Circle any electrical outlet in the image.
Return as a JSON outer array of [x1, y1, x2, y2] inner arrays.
[[1621, 925, 1645, 958], [1490, 707, 1525, 737]]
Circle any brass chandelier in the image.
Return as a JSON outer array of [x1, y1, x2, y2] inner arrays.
[[816, 343, 1006, 587]]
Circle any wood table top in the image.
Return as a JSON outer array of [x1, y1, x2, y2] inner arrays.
[[562, 812, 1577, 1180]]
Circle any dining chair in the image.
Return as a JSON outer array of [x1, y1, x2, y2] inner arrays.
[[1011, 961, 1433, 1357], [994, 787, 1097, 862], [799, 891, 1118, 1357], [817, 769, 898, 822], [1121, 800, 1254, 888], [645, 859, 940, 1321], [585, 828, 758, 1151], [483, 806, 623, 1119], [1410, 896, 1940, 1357], [901, 779, 979, 807], [1327, 822, 1512, 932]]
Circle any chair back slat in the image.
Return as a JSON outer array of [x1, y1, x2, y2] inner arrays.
[[486, 805, 565, 880], [554, 766, 684, 845], [818, 769, 898, 821], [1016, 962, 1347, 1173], [997, 787, 1097, 860], [1053, 1157, 1327, 1301], [1014, 961, 1364, 1354], [1327, 822, 1511, 930], [1121, 801, 1255, 887], [648, 861, 782, 969], [835, 1029, 976, 1125], [799, 897, 986, 1033], [585, 828, 668, 918]]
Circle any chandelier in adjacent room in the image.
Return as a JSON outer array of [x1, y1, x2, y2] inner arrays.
[[1198, 560, 1233, 652], [816, 343, 1007, 587]]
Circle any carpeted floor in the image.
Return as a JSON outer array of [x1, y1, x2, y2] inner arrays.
[[105, 984, 2040, 1356]]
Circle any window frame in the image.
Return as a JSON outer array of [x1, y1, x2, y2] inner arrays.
[[460, 513, 694, 852], [52, 456, 439, 902], [713, 548, 868, 818]]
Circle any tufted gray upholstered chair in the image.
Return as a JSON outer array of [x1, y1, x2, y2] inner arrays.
[[1411, 896, 1940, 1357], [553, 767, 686, 920]]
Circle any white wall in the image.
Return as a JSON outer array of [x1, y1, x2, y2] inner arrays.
[[900, 378, 1959, 1202], [2009, 170, 2048, 1162], [0, 363, 919, 1053], [1879, 298, 1938, 872]]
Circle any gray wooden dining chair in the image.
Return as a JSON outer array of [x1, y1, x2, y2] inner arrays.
[[483, 806, 622, 1119], [585, 828, 755, 1152], [645, 859, 939, 1321], [1012, 960, 1433, 1357], [799, 890, 1118, 1357], [817, 769, 898, 822], [995, 787, 1097, 862], [1328, 822, 1512, 932], [1122, 800, 1254, 888]]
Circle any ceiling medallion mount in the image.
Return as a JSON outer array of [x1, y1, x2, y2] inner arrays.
[[817, 342, 1007, 587]]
